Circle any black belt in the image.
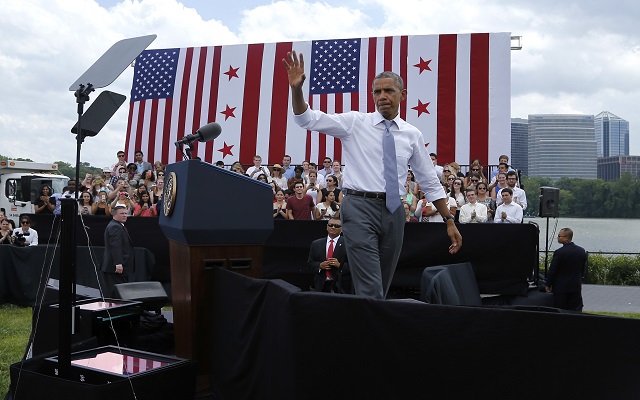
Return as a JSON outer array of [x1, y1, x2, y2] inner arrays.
[[345, 189, 386, 199]]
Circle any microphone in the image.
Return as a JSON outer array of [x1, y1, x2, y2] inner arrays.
[[175, 122, 222, 147]]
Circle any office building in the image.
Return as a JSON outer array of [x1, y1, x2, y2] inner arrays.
[[510, 118, 528, 175], [597, 156, 640, 182], [594, 111, 629, 158], [528, 114, 597, 180]]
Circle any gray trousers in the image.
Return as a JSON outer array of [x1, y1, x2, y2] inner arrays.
[[341, 194, 405, 299]]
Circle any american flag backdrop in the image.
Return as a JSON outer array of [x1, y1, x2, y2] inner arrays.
[[125, 32, 511, 166]]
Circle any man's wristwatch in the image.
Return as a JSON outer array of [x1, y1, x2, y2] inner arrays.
[[442, 214, 455, 222]]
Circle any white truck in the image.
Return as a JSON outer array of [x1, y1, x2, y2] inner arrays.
[[0, 160, 69, 225]]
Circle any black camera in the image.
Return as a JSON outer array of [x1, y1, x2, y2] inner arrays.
[[14, 231, 30, 246]]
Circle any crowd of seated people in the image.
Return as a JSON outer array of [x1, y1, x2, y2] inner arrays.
[[31, 150, 169, 219], [31, 152, 520, 223]]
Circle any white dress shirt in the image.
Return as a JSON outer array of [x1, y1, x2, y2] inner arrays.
[[293, 106, 446, 202], [13, 227, 38, 246], [459, 202, 488, 223], [494, 202, 523, 223], [496, 186, 527, 209]]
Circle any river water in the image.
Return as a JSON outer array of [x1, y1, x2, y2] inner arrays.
[[525, 217, 640, 254]]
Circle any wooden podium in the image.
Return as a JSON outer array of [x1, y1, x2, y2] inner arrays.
[[158, 160, 273, 389]]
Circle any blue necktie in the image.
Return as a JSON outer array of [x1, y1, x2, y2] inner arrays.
[[383, 120, 401, 213]]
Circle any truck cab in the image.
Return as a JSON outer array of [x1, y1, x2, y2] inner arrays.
[[0, 160, 69, 225]]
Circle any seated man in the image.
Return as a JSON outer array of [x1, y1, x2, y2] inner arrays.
[[307, 217, 350, 293], [286, 181, 315, 220], [246, 155, 270, 180], [458, 187, 488, 223], [13, 215, 38, 246], [494, 188, 523, 223], [496, 171, 527, 209]]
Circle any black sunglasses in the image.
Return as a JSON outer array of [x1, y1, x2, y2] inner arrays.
[[327, 223, 341, 228], [21, 221, 30, 224]]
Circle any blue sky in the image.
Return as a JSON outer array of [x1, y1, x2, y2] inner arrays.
[[1, 0, 639, 168]]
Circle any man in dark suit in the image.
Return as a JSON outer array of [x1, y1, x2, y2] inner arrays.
[[307, 217, 350, 293], [545, 228, 587, 311], [101, 205, 134, 297]]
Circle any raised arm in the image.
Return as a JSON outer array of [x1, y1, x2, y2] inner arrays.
[[282, 51, 308, 115]]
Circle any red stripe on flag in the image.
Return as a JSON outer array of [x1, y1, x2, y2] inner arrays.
[[268, 42, 293, 163], [470, 34, 490, 166], [205, 46, 222, 162], [318, 95, 328, 163], [400, 36, 408, 121], [162, 99, 173, 164], [239, 43, 264, 164], [176, 48, 195, 162], [147, 99, 159, 162], [333, 94, 343, 163], [437, 34, 457, 163], [384, 36, 393, 72], [189, 47, 208, 160], [134, 101, 146, 154], [367, 37, 377, 113], [124, 102, 135, 160], [305, 96, 313, 162]]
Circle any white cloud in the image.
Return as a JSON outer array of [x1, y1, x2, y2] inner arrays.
[[1, 0, 640, 170]]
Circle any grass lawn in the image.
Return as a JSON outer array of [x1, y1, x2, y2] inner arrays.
[[0, 305, 31, 397], [1, 305, 639, 396]]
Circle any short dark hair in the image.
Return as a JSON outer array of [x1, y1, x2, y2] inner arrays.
[[134, 150, 143, 156], [429, 153, 437, 158], [373, 71, 404, 91], [501, 187, 513, 196]]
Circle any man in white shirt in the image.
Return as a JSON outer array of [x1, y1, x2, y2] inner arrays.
[[459, 188, 488, 223], [246, 155, 270, 180], [496, 171, 527, 209], [13, 216, 38, 246], [494, 188, 523, 223], [283, 51, 462, 300]]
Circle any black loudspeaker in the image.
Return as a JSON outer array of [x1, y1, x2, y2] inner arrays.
[[539, 187, 560, 217]]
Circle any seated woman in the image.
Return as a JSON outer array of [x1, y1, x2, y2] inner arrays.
[[402, 181, 418, 217], [406, 170, 420, 197], [273, 189, 288, 219], [90, 179, 109, 203], [403, 201, 419, 222], [317, 175, 342, 204], [78, 191, 94, 215], [150, 178, 164, 204], [415, 183, 457, 223], [314, 190, 340, 220], [0, 218, 14, 244], [270, 164, 288, 191], [34, 185, 56, 214], [287, 166, 304, 190], [92, 191, 111, 216], [230, 161, 246, 175], [465, 161, 488, 187], [133, 192, 157, 217], [110, 191, 134, 215], [153, 161, 165, 179], [475, 182, 495, 222], [490, 172, 508, 201], [140, 169, 155, 190], [132, 185, 149, 204]]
